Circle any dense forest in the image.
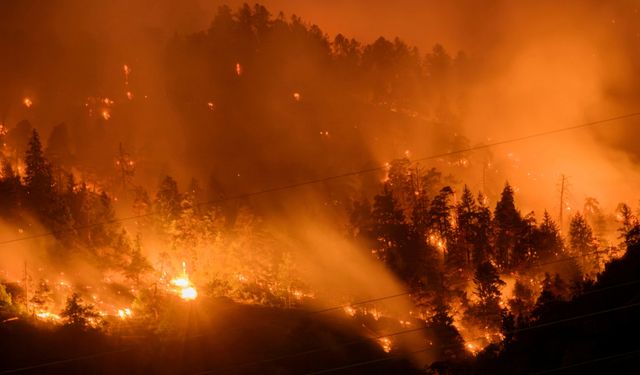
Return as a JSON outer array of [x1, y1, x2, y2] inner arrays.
[[1, 3, 639, 374]]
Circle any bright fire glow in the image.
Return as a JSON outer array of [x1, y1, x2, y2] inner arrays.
[[170, 262, 198, 301], [35, 311, 61, 322], [378, 337, 392, 353], [23, 97, 32, 108], [180, 287, 198, 300], [117, 308, 132, 319]]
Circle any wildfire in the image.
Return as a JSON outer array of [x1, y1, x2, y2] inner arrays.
[[428, 234, 446, 251], [23, 97, 33, 108], [117, 308, 132, 319], [343, 306, 357, 316], [465, 342, 479, 354], [378, 337, 392, 353], [123, 64, 131, 86], [35, 311, 61, 322], [170, 262, 198, 301]]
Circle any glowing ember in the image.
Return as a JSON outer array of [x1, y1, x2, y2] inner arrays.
[[23, 97, 32, 108], [207, 102, 215, 110], [101, 110, 111, 120], [466, 342, 479, 354], [235, 62, 242, 76], [428, 234, 446, 251], [293, 92, 301, 101], [378, 337, 392, 353], [343, 306, 356, 316], [126, 91, 133, 100]]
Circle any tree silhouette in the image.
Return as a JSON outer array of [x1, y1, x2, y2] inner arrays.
[[60, 293, 100, 329], [24, 129, 54, 210], [568, 212, 598, 275], [493, 183, 522, 269]]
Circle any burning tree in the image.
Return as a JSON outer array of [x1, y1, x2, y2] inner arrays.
[[60, 293, 101, 329], [466, 261, 505, 336], [568, 212, 598, 275]]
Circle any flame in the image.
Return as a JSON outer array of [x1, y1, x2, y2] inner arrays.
[[101, 110, 111, 120], [170, 262, 198, 301], [171, 276, 189, 288], [465, 342, 479, 354], [343, 306, 356, 316], [117, 308, 132, 319], [180, 287, 198, 300], [35, 311, 61, 322], [235, 63, 242, 76], [378, 337, 392, 353], [428, 234, 446, 251], [23, 97, 32, 108], [293, 92, 301, 101]]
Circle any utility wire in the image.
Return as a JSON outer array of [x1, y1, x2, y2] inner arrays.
[[193, 277, 640, 374], [529, 348, 640, 374], [0, 348, 130, 375], [308, 247, 619, 314], [302, 301, 640, 375], [3, 273, 638, 375], [0, 112, 638, 247]]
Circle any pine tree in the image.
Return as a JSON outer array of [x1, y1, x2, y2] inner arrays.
[[513, 212, 537, 268], [535, 211, 563, 260], [371, 186, 409, 274], [24, 129, 54, 210], [60, 293, 100, 329], [493, 183, 522, 269], [616, 203, 638, 244], [427, 186, 454, 251], [471, 261, 505, 329], [471, 193, 493, 266], [453, 185, 476, 268], [155, 176, 181, 225], [508, 280, 535, 318], [0, 158, 21, 211], [569, 212, 598, 275], [124, 235, 151, 287]]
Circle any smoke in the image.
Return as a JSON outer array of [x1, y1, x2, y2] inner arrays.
[[0, 1, 639, 366], [245, 0, 640, 214]]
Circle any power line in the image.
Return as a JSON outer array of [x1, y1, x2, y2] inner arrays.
[[309, 292, 411, 314], [194, 275, 640, 374], [3, 271, 638, 375], [529, 348, 640, 374], [303, 300, 640, 374], [307, 248, 614, 314], [0, 348, 130, 375], [1, 112, 638, 247]]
